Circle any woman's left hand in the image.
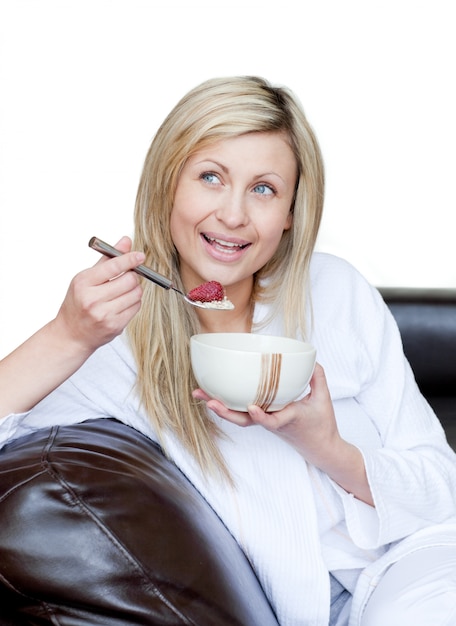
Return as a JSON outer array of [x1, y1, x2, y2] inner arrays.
[[193, 364, 338, 457], [193, 363, 374, 505]]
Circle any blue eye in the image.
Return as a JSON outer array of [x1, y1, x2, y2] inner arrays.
[[200, 172, 220, 185], [253, 183, 275, 195]]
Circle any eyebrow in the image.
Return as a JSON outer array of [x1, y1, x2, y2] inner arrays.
[[194, 158, 287, 184], [194, 159, 229, 174]]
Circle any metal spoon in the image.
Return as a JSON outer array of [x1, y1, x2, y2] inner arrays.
[[88, 237, 234, 310]]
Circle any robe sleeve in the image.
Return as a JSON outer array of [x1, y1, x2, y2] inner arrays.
[[318, 257, 456, 549]]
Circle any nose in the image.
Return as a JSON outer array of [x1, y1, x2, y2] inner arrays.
[[214, 190, 249, 229]]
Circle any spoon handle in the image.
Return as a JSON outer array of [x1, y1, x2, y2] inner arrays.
[[88, 237, 173, 290]]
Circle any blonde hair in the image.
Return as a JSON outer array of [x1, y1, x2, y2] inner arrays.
[[127, 76, 325, 480]]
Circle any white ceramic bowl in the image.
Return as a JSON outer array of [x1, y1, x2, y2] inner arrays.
[[190, 333, 316, 412]]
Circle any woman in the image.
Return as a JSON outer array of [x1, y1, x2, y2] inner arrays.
[[1, 76, 456, 625]]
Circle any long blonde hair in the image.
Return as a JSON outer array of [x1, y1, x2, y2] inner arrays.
[[127, 76, 325, 480]]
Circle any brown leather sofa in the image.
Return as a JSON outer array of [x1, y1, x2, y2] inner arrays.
[[379, 287, 456, 450], [0, 418, 280, 626], [0, 287, 455, 625]]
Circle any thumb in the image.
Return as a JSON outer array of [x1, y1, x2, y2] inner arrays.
[[306, 362, 331, 402], [112, 236, 133, 254]]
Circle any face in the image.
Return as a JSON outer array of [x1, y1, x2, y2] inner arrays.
[[170, 132, 297, 298]]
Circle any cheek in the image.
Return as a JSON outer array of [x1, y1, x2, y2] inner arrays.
[[284, 211, 293, 231], [266, 212, 292, 244], [170, 180, 190, 232], [169, 205, 189, 253], [268, 229, 287, 253], [257, 221, 290, 263], [169, 209, 179, 244], [170, 190, 192, 233], [170, 181, 209, 235]]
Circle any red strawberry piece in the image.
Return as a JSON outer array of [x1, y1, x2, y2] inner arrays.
[[187, 281, 225, 303]]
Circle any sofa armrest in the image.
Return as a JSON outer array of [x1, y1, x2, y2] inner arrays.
[[379, 287, 456, 450], [379, 287, 456, 395], [0, 418, 279, 625]]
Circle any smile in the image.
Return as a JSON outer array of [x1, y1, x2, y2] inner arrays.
[[202, 234, 251, 254]]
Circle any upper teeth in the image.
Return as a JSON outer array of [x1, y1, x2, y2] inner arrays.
[[208, 236, 243, 248]]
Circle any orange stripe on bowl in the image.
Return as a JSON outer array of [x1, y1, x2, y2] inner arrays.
[[254, 353, 282, 411]]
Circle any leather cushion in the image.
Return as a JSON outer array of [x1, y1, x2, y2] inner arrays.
[[0, 418, 279, 625], [379, 288, 456, 394]]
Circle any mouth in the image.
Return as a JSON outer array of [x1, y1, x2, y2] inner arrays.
[[201, 233, 251, 254]]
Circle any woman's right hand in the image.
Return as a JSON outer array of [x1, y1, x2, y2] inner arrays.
[[52, 236, 145, 354], [0, 237, 146, 418]]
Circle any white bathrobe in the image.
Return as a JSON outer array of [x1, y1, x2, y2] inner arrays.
[[3, 252, 456, 625]]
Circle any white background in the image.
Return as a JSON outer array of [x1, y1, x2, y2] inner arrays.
[[1, 0, 455, 357]]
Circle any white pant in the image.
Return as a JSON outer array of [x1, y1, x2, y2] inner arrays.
[[360, 546, 456, 625]]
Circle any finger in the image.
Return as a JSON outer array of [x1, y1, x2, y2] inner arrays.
[[113, 236, 133, 254], [192, 390, 255, 427], [70, 263, 139, 306], [108, 296, 143, 331], [79, 297, 143, 347], [104, 281, 143, 315], [305, 362, 330, 401], [92, 236, 132, 269], [96, 269, 142, 302], [247, 404, 286, 430], [90, 250, 146, 285], [205, 399, 254, 426], [66, 267, 142, 329], [78, 283, 143, 340], [192, 389, 211, 401], [310, 362, 326, 384]]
